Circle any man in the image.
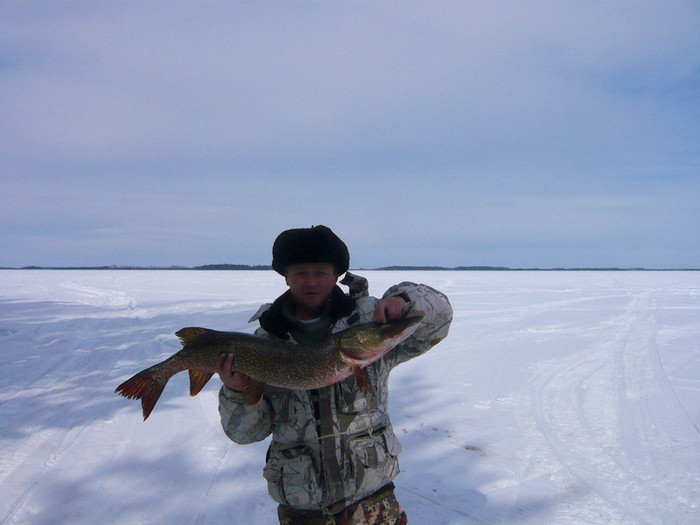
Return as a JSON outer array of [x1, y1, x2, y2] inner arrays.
[[216, 225, 452, 524]]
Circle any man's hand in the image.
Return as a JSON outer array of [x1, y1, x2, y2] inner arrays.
[[374, 296, 406, 323], [216, 353, 253, 392]]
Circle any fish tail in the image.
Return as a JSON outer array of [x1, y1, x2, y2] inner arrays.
[[115, 368, 168, 421]]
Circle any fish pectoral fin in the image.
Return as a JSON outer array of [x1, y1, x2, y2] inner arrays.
[[188, 370, 214, 396], [352, 366, 374, 395], [243, 379, 266, 406]]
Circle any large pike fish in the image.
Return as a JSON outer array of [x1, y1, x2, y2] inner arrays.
[[115, 314, 423, 420]]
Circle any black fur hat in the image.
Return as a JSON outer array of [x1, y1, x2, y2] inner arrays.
[[272, 225, 350, 276]]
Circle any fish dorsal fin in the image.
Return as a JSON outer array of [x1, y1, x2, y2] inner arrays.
[[176, 327, 210, 345], [188, 370, 214, 396]]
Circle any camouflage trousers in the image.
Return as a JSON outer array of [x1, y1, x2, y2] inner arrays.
[[277, 483, 408, 525]]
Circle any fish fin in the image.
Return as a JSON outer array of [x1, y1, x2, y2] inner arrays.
[[188, 370, 214, 396], [175, 327, 209, 345], [115, 369, 167, 421], [353, 366, 374, 394], [243, 379, 266, 406]]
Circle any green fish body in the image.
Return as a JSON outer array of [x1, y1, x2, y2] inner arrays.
[[115, 315, 423, 420]]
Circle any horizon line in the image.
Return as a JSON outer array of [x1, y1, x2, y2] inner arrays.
[[1, 264, 699, 272]]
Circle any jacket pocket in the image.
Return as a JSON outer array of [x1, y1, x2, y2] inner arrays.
[[263, 445, 323, 508], [348, 427, 402, 498]]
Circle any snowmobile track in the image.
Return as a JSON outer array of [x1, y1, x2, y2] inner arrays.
[[530, 293, 700, 524]]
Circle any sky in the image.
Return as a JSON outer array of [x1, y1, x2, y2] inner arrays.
[[2, 1, 699, 269]]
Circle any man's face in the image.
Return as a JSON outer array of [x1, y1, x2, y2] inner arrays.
[[285, 263, 338, 317]]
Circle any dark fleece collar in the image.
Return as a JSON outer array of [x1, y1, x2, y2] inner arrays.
[[258, 285, 356, 340]]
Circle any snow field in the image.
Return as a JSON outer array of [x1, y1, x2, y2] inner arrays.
[[0, 270, 698, 524]]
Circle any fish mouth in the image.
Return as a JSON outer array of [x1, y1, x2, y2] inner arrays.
[[340, 313, 425, 366], [379, 314, 424, 337]]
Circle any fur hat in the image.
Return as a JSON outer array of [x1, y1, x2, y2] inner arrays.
[[272, 225, 350, 276]]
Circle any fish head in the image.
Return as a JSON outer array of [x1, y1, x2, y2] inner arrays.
[[338, 313, 424, 366]]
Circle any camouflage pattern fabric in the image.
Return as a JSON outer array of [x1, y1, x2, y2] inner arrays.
[[277, 483, 407, 525], [220, 277, 453, 512]]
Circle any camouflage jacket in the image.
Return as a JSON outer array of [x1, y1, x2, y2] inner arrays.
[[218, 274, 453, 513]]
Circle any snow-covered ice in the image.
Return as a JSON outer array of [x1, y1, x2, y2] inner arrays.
[[1, 270, 698, 524]]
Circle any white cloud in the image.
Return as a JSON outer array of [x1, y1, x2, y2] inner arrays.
[[1, 1, 699, 267]]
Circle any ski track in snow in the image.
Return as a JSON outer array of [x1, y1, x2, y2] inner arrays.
[[1, 270, 699, 524], [528, 292, 700, 523]]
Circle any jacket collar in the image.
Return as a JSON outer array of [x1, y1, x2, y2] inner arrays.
[[259, 285, 356, 340]]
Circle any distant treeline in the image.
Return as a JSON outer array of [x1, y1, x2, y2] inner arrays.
[[371, 266, 698, 271], [4, 265, 698, 271], [371, 266, 651, 271], [10, 264, 273, 271], [374, 265, 512, 271], [193, 264, 272, 270]]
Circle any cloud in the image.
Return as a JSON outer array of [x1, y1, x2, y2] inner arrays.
[[1, 1, 699, 267]]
